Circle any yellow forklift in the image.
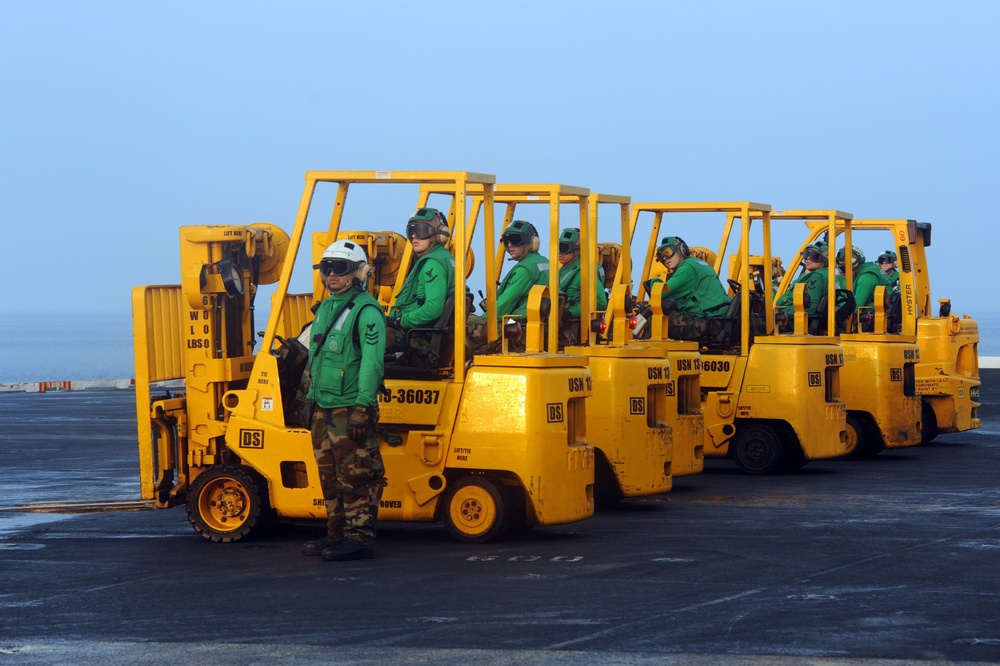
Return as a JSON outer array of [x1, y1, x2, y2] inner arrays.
[[846, 218, 979, 442], [131, 170, 595, 544], [770, 210, 922, 458], [584, 193, 705, 480], [630, 202, 848, 474], [420, 183, 702, 504]]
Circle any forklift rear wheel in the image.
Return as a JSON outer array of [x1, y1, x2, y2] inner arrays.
[[187, 465, 269, 543], [733, 423, 785, 475], [443, 476, 508, 544], [840, 414, 872, 460]]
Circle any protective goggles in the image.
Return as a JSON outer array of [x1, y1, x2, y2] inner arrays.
[[558, 242, 579, 254], [877, 256, 893, 264], [317, 259, 356, 277], [501, 232, 529, 247], [802, 248, 825, 263], [656, 245, 677, 263], [406, 220, 438, 240]]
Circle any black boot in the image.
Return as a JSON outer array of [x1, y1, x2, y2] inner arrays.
[[302, 536, 343, 556], [321, 539, 374, 561]]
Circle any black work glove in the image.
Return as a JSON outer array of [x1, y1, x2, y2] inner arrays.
[[347, 405, 371, 441], [387, 316, 403, 330]]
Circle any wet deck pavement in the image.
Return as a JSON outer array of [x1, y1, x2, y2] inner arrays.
[[0, 373, 998, 665]]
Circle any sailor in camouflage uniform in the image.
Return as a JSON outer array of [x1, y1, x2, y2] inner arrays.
[[301, 239, 387, 561]]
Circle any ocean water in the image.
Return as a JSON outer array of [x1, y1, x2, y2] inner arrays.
[[974, 311, 999, 355], [1, 309, 998, 383], [0, 313, 134, 382]]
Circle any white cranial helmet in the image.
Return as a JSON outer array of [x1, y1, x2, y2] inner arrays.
[[314, 240, 372, 283]]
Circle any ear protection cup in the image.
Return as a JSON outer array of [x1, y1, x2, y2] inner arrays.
[[354, 261, 373, 284], [528, 222, 540, 252], [677, 238, 690, 258], [433, 213, 450, 245]]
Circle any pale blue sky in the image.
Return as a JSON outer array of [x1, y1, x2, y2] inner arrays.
[[2, 1, 998, 317]]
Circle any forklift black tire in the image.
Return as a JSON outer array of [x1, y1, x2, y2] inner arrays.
[[840, 413, 880, 460], [593, 452, 624, 510], [186, 465, 270, 543], [921, 401, 939, 444], [443, 476, 508, 544], [733, 423, 786, 475]]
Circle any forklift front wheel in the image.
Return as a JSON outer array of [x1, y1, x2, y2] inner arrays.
[[841, 413, 884, 460], [921, 401, 939, 444], [187, 465, 269, 543], [840, 414, 867, 460], [443, 476, 508, 544]]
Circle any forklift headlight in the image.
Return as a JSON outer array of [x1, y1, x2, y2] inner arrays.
[[200, 259, 245, 297], [217, 260, 245, 297]]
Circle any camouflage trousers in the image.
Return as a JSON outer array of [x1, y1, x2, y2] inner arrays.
[[310, 406, 385, 544], [466, 314, 489, 349], [667, 312, 712, 342]]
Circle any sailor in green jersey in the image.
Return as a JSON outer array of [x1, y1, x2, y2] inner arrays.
[[775, 242, 829, 320], [495, 220, 549, 321], [877, 250, 899, 291], [836, 247, 884, 311], [386, 207, 455, 349], [302, 239, 386, 562], [649, 236, 731, 317], [556, 227, 608, 317], [646, 236, 731, 342]]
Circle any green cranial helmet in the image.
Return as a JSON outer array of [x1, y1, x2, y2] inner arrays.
[[500, 220, 538, 248], [836, 247, 865, 267], [802, 242, 829, 265], [655, 236, 689, 262], [406, 207, 449, 242], [558, 228, 580, 254], [877, 250, 897, 264]]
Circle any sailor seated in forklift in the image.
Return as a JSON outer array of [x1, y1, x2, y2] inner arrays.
[[877, 250, 899, 291], [385, 207, 455, 362], [775, 242, 829, 331], [556, 227, 607, 346], [835, 247, 883, 312], [646, 235, 731, 342], [495, 220, 549, 321], [473, 220, 549, 353]]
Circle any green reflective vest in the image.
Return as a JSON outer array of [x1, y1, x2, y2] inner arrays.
[[307, 290, 386, 409], [391, 244, 455, 328], [496, 251, 549, 320]]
